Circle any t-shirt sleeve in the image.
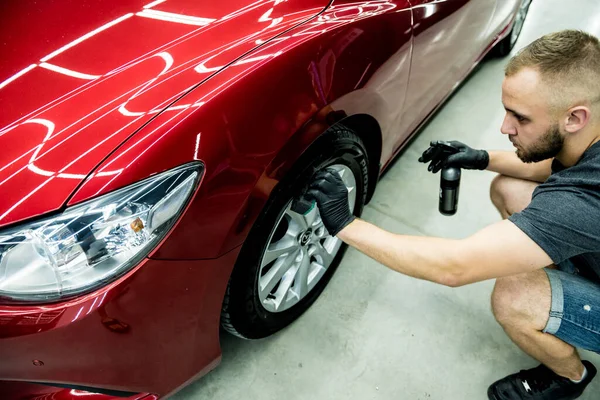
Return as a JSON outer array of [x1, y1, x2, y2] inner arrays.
[[508, 187, 600, 264]]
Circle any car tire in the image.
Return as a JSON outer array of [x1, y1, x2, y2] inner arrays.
[[220, 125, 369, 339], [494, 0, 532, 57]]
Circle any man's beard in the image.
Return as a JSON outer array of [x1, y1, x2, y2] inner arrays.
[[516, 124, 564, 163]]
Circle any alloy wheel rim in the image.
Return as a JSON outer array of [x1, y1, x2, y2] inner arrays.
[[257, 164, 357, 313], [510, 0, 531, 47]]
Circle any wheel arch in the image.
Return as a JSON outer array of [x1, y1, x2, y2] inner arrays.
[[259, 109, 382, 206]]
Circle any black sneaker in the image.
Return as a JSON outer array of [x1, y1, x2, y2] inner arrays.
[[487, 360, 596, 400]]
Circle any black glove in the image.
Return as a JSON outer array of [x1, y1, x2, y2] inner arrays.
[[418, 140, 489, 173], [305, 168, 355, 236]]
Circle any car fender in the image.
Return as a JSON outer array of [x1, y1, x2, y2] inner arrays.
[[71, 1, 413, 260]]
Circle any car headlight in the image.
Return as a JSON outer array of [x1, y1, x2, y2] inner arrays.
[[0, 163, 202, 303]]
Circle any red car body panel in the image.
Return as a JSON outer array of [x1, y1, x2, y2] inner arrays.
[[0, 0, 329, 228], [0, 0, 523, 398]]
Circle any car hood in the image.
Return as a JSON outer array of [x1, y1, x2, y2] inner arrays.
[[0, 0, 328, 228]]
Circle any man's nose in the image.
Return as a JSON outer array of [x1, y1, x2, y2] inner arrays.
[[500, 114, 516, 135]]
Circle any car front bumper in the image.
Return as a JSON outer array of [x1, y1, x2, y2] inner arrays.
[[0, 246, 241, 398]]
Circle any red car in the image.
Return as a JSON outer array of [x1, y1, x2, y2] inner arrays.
[[0, 0, 531, 398]]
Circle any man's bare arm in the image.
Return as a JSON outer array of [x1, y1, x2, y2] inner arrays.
[[337, 218, 552, 287], [487, 150, 552, 182]]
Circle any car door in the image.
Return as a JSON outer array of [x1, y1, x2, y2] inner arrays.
[[394, 0, 496, 149]]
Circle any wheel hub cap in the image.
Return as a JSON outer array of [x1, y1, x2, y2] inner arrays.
[[298, 229, 311, 246]]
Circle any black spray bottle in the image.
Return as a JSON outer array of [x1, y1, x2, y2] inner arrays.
[[439, 166, 461, 216]]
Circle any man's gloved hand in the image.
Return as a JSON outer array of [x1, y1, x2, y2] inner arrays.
[[418, 140, 489, 173], [305, 168, 355, 236]]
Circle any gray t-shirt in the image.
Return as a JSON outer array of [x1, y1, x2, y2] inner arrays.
[[509, 141, 600, 281]]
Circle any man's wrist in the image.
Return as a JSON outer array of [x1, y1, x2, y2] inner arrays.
[[480, 150, 490, 170], [336, 216, 359, 240]]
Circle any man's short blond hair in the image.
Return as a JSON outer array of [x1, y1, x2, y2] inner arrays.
[[505, 30, 600, 114]]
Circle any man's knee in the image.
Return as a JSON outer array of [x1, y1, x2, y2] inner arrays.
[[489, 174, 538, 218], [491, 270, 551, 331], [491, 274, 525, 326], [489, 174, 510, 212]]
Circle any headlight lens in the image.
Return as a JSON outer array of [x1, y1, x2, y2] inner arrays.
[[0, 163, 202, 303]]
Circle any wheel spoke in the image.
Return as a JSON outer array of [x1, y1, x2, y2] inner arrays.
[[287, 209, 309, 231], [322, 236, 343, 262], [347, 185, 356, 209], [260, 249, 298, 299], [273, 266, 297, 311], [310, 242, 334, 267], [337, 167, 354, 189], [324, 235, 340, 252], [262, 238, 298, 266], [308, 261, 327, 292], [291, 248, 310, 300], [287, 203, 319, 231]]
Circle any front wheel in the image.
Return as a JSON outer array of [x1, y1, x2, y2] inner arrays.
[[494, 0, 532, 57], [221, 126, 369, 339]]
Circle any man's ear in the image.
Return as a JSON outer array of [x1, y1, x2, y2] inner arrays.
[[564, 106, 591, 133]]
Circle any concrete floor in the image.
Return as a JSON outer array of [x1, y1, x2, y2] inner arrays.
[[173, 1, 600, 399]]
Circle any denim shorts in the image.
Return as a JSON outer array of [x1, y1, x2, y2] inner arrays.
[[544, 261, 600, 353]]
